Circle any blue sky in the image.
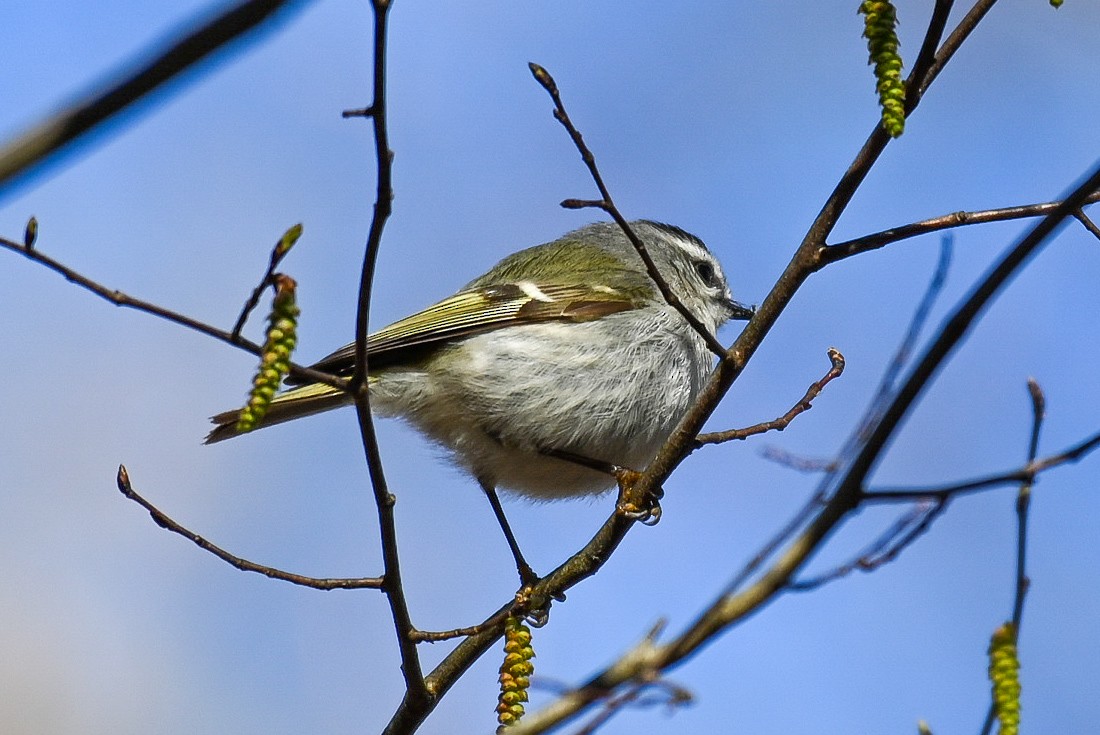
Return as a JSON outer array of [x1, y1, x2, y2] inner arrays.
[[2, 2, 1099, 733]]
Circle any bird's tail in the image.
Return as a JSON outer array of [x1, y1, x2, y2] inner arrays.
[[204, 382, 353, 444]]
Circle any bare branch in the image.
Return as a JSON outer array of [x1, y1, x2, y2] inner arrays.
[[861, 428, 1100, 501], [788, 500, 949, 591], [527, 63, 729, 358], [0, 0, 308, 193], [409, 610, 511, 643], [695, 348, 844, 446], [567, 680, 693, 735], [979, 378, 1046, 735], [510, 148, 1100, 735], [822, 192, 1100, 263], [0, 234, 345, 391], [231, 224, 303, 339], [115, 465, 382, 590], [904, 0, 956, 116], [1075, 208, 1100, 241], [345, 0, 428, 709], [760, 448, 839, 474]]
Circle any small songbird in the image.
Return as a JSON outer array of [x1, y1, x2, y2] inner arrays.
[[206, 221, 752, 580]]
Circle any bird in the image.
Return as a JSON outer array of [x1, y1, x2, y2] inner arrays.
[[206, 220, 752, 581]]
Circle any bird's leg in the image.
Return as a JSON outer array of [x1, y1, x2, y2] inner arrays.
[[541, 448, 664, 525], [479, 478, 539, 587]]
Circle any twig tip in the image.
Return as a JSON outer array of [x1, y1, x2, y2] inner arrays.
[[527, 62, 557, 94], [116, 464, 131, 494], [24, 216, 38, 249], [1026, 377, 1046, 420]]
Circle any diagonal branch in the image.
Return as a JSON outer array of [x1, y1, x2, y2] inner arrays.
[[527, 63, 729, 358], [787, 500, 949, 592], [1075, 208, 1100, 241], [695, 348, 845, 446], [0, 233, 345, 391], [978, 378, 1047, 735], [116, 465, 382, 589], [509, 153, 1100, 735], [392, 5, 1010, 732], [0, 0, 309, 194]]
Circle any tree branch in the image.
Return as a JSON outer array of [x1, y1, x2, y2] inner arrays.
[[862, 427, 1100, 502], [0, 233, 345, 391], [823, 193, 1100, 263], [116, 465, 382, 589], [527, 63, 730, 358], [508, 153, 1100, 735], [695, 348, 844, 446], [346, 0, 428, 708], [979, 378, 1046, 735], [1074, 208, 1100, 241], [0, 0, 309, 194]]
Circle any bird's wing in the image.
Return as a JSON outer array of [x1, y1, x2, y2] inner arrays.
[[289, 282, 639, 382]]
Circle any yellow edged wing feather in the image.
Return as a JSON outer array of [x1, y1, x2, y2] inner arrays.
[[293, 283, 639, 381]]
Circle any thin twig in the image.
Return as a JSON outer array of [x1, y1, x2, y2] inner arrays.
[[862, 428, 1100, 501], [0, 0, 308, 193], [1014, 378, 1044, 626], [527, 63, 728, 358], [904, 0, 956, 116], [760, 448, 839, 474], [115, 465, 382, 589], [978, 379, 1046, 735], [1074, 208, 1100, 241], [695, 348, 844, 446], [567, 680, 693, 735], [409, 610, 511, 643], [823, 192, 1100, 263], [231, 225, 302, 339], [347, 0, 428, 713], [788, 500, 949, 591], [0, 235, 345, 391]]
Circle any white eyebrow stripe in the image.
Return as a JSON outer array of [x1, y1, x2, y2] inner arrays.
[[672, 237, 713, 262], [517, 281, 555, 302]]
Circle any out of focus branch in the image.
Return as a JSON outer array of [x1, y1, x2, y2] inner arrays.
[[0, 0, 308, 194]]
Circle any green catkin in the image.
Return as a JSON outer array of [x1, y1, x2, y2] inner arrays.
[[859, 0, 906, 137], [235, 275, 299, 433], [496, 616, 535, 728], [988, 623, 1021, 735]]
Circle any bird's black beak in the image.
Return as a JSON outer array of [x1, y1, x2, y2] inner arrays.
[[727, 299, 755, 321]]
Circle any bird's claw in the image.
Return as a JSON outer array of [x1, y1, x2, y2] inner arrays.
[[614, 468, 664, 525]]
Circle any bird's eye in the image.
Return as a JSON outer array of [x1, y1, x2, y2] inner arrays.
[[694, 260, 720, 288]]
